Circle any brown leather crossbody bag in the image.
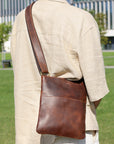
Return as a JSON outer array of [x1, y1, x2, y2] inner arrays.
[[25, 2, 87, 139]]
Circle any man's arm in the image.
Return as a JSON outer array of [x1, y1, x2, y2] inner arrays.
[[78, 13, 109, 103], [94, 99, 102, 109]]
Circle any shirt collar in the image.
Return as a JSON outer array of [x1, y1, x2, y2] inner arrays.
[[38, 0, 69, 4], [49, 0, 68, 3]]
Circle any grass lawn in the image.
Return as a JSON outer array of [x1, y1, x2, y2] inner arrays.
[[103, 57, 114, 66], [103, 52, 114, 57], [103, 52, 114, 66], [97, 69, 114, 144], [0, 69, 114, 144], [0, 70, 14, 144]]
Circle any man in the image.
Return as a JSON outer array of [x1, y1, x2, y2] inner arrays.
[[11, 0, 109, 144]]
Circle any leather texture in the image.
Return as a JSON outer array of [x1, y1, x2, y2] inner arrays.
[[25, 2, 87, 139], [36, 75, 87, 139], [25, 2, 48, 74]]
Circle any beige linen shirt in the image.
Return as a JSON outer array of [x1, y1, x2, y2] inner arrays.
[[11, 0, 109, 143]]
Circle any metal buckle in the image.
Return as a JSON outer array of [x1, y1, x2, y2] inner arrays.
[[40, 72, 49, 76]]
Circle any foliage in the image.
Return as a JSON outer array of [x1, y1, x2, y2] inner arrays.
[[87, 10, 110, 46], [0, 23, 12, 52]]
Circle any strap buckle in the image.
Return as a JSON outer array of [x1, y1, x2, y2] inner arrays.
[[40, 72, 49, 76]]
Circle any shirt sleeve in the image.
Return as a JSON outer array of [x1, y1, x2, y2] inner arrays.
[[78, 17, 109, 102]]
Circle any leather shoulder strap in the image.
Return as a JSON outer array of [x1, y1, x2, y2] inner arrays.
[[25, 2, 49, 75]]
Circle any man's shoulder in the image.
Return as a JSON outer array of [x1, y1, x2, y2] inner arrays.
[[16, 3, 94, 23], [13, 9, 26, 32], [15, 9, 25, 22], [62, 4, 96, 27], [65, 4, 88, 16]]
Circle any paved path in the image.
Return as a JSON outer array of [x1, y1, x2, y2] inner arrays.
[[104, 56, 114, 58], [0, 68, 13, 70], [103, 50, 114, 52], [105, 66, 114, 69]]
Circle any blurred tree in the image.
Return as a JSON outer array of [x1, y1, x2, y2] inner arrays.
[[88, 10, 111, 46], [0, 23, 12, 52]]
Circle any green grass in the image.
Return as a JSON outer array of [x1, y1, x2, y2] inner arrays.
[[97, 69, 114, 144], [0, 71, 15, 144], [0, 53, 12, 68], [103, 57, 114, 66], [103, 52, 114, 57], [0, 69, 114, 144], [103, 52, 114, 66]]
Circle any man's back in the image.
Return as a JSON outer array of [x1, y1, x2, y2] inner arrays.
[[11, 0, 109, 144], [12, 0, 101, 78]]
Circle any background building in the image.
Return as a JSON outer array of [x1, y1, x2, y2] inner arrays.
[[0, 0, 36, 52], [0, 0, 35, 24], [0, 0, 114, 50]]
